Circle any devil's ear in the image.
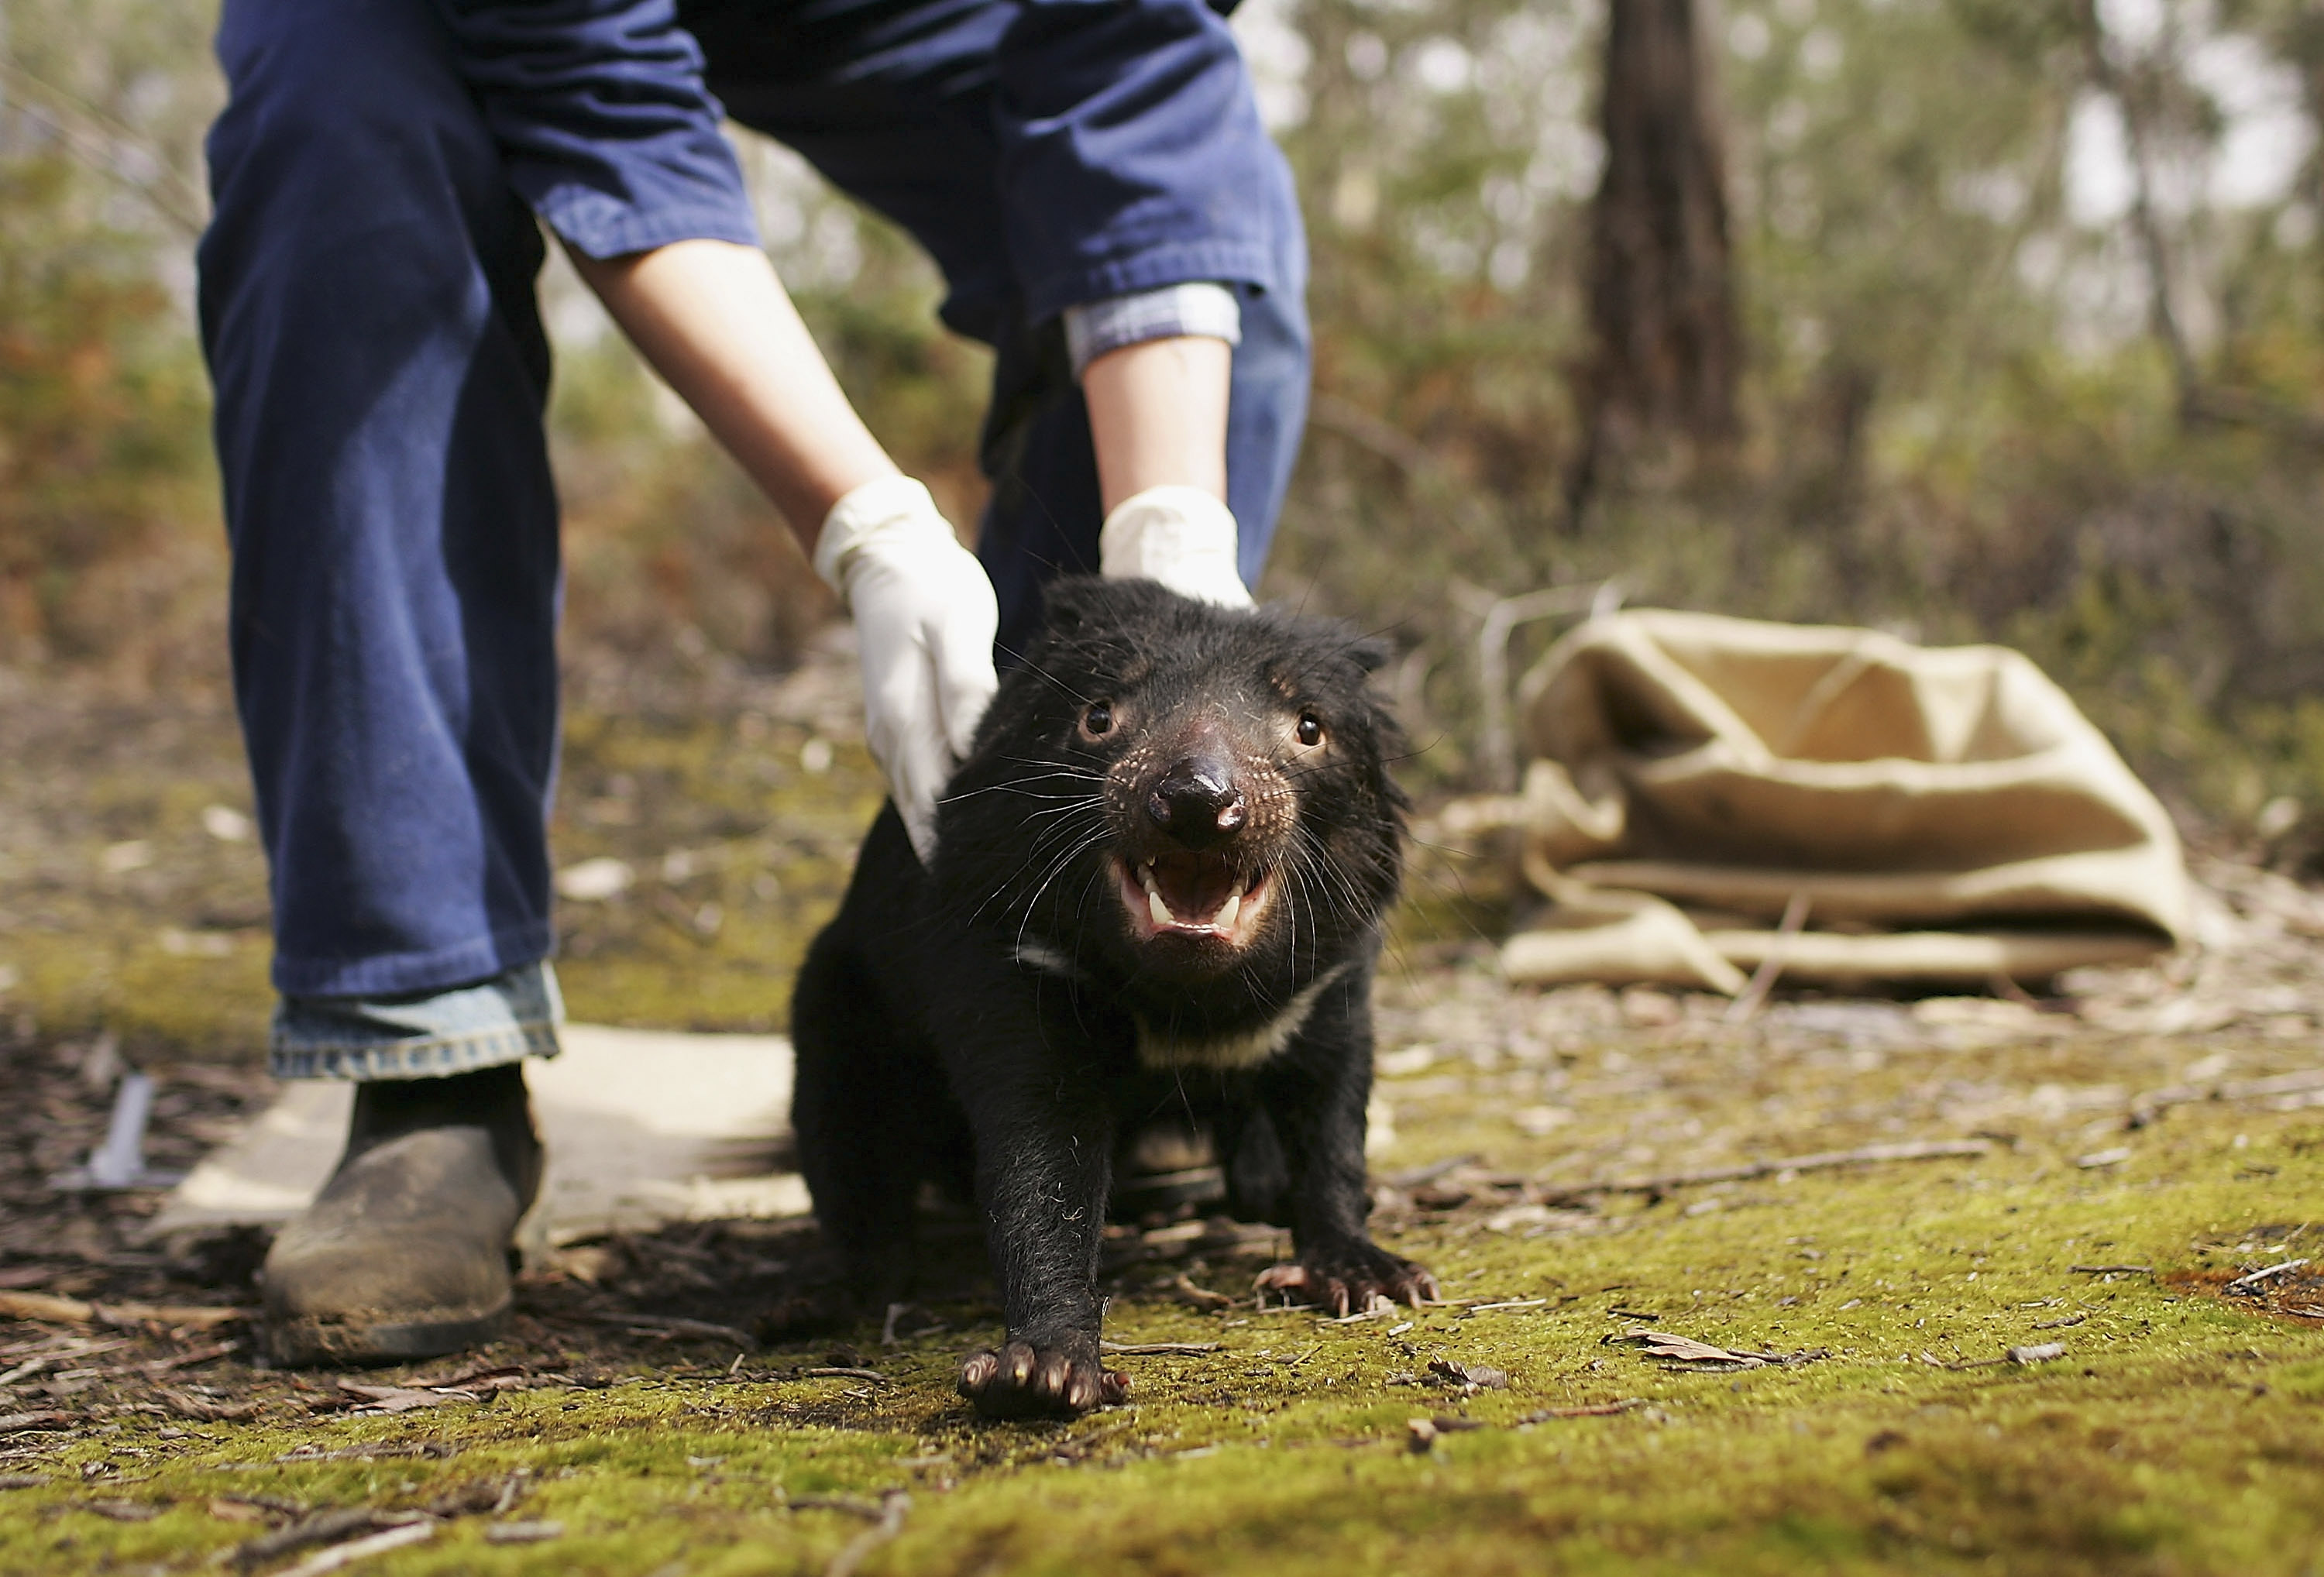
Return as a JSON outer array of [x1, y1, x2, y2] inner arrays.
[[1037, 574, 1186, 639], [1034, 574, 1129, 637], [1346, 634, 1393, 673]]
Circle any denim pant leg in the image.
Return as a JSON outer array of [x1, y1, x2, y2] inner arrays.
[[200, 0, 566, 1072], [271, 962, 566, 1081]]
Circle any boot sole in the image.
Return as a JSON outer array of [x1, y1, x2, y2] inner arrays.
[[266, 1299, 511, 1367]]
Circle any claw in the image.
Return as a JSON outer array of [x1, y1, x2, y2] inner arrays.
[[957, 1340, 1127, 1419]]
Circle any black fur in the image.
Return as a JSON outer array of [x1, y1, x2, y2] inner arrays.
[[790, 579, 1435, 1418]]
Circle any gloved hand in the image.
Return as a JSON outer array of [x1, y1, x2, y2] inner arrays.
[[1098, 485, 1255, 609], [814, 476, 999, 864]]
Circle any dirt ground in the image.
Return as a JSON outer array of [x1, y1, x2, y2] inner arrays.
[[4, 650, 2324, 1575]]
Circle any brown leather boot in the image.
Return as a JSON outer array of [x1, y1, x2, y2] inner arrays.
[[261, 1064, 542, 1366]]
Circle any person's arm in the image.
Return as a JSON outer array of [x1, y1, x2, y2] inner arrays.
[[1082, 333, 1230, 510], [572, 239, 995, 863], [1078, 327, 1250, 607], [569, 239, 892, 548]]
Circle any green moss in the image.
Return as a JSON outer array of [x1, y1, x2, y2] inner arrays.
[[10, 1081, 2324, 1574]]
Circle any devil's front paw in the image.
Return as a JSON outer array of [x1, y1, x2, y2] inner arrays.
[[1256, 1243, 1439, 1317], [957, 1338, 1129, 1420]]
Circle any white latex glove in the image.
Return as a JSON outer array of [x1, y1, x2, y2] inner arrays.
[[814, 476, 999, 864], [1097, 485, 1255, 608]]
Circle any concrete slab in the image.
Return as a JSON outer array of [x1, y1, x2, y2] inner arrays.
[[147, 1025, 807, 1249]]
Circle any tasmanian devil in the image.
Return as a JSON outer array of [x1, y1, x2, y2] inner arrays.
[[790, 577, 1436, 1418]]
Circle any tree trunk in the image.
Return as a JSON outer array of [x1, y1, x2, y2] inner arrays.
[[1576, 0, 1740, 490]]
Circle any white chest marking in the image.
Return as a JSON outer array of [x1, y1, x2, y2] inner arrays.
[[1133, 964, 1352, 1071]]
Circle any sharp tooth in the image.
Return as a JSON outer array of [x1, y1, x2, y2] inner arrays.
[[1138, 862, 1160, 894], [1150, 887, 1174, 927], [1215, 891, 1241, 931]]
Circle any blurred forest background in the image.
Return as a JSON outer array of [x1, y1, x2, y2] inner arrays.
[[5, 0, 2324, 843]]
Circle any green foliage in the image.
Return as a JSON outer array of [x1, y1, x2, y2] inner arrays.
[[0, 151, 214, 673], [9, 0, 2324, 832], [1267, 0, 2324, 832]]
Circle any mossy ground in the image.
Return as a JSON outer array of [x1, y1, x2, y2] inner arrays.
[[6, 1011, 2324, 1575], [5, 680, 2324, 1574]]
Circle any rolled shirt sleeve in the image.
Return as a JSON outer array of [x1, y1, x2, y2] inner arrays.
[[432, 0, 761, 259], [997, 0, 1295, 324]]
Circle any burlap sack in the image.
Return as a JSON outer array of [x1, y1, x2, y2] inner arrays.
[[1498, 610, 2188, 991]]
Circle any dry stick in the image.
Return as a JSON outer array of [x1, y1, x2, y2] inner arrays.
[[141, 1341, 238, 1376], [2226, 1259, 2311, 1294], [1724, 892, 1812, 1025], [799, 1366, 887, 1383], [1170, 1274, 1233, 1311], [1100, 1341, 1220, 1355], [2071, 1263, 2154, 1276], [1543, 1138, 1992, 1204], [273, 1522, 436, 1577], [2132, 1069, 2324, 1123], [1522, 1399, 1648, 1421], [569, 1311, 755, 1347], [0, 1291, 246, 1330], [0, 1413, 69, 1434], [826, 1490, 910, 1577]]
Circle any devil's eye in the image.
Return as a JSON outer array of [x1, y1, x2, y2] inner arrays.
[[1083, 702, 1114, 737], [1295, 712, 1325, 747]]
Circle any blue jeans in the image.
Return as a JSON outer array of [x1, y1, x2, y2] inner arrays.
[[198, 0, 1309, 1075]]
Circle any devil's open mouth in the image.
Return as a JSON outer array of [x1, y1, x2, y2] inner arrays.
[[1119, 854, 1273, 946]]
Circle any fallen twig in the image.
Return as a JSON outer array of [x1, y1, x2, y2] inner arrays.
[[1324, 1304, 1408, 1325], [2132, 1068, 2324, 1123], [2069, 1264, 2153, 1275], [1099, 1341, 1220, 1355], [799, 1366, 887, 1383], [274, 1521, 435, 1577], [1545, 1139, 1991, 1202], [569, 1311, 756, 1347], [0, 1291, 246, 1330], [1724, 892, 1811, 1024], [142, 1342, 238, 1376], [1169, 1274, 1233, 1311], [1384, 1154, 1480, 1190], [825, 1489, 910, 1577], [0, 1355, 52, 1386], [0, 1412, 70, 1434], [228, 1509, 431, 1570], [483, 1521, 563, 1544], [2226, 1259, 2310, 1294], [1518, 1399, 1648, 1421]]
